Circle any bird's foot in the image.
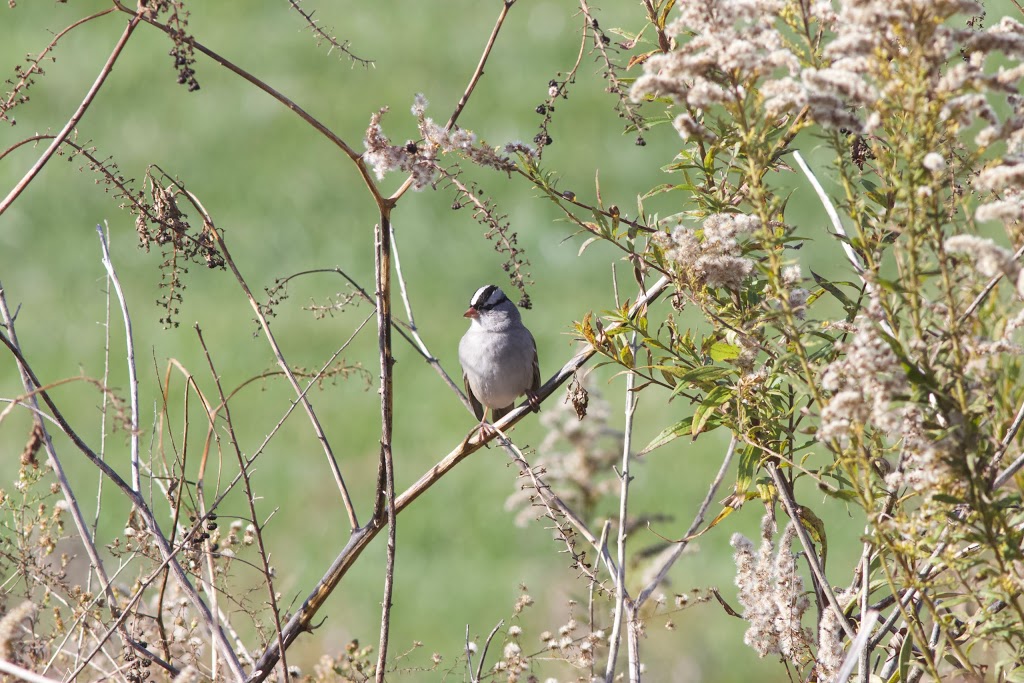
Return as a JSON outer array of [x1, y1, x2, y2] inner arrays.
[[460, 420, 497, 450], [525, 391, 542, 413]]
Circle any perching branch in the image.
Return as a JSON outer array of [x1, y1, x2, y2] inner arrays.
[[246, 276, 670, 681]]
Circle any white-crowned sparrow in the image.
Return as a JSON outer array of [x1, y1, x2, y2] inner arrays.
[[459, 284, 541, 434]]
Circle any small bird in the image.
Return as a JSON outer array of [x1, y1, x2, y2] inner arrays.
[[459, 284, 541, 437]]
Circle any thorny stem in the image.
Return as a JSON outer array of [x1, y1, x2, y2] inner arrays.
[[0, 13, 141, 218], [605, 331, 638, 682], [496, 431, 616, 587], [373, 214, 398, 682], [246, 277, 670, 682]]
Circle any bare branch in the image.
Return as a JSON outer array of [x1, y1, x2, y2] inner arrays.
[[373, 214, 398, 681], [0, 14, 141, 218], [605, 331, 639, 682]]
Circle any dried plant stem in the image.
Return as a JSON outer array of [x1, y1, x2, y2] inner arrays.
[[95, 225, 141, 491], [606, 332, 639, 682], [635, 434, 738, 608], [0, 659, 64, 683], [373, 215, 398, 682], [389, 0, 516, 203], [0, 14, 140, 218], [247, 277, 670, 681], [445, 0, 515, 131], [390, 224, 472, 410], [185, 190, 359, 529], [0, 321, 246, 681], [834, 610, 880, 683], [195, 326, 290, 683], [474, 620, 504, 682], [767, 462, 857, 640], [793, 150, 864, 275], [0, 286, 129, 657]]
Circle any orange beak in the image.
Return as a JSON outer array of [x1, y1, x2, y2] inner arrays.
[[464, 308, 478, 318]]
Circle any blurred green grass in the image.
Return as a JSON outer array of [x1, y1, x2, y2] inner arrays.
[[6, 1, 1007, 679]]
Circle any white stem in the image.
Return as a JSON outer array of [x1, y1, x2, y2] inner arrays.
[[95, 224, 140, 493]]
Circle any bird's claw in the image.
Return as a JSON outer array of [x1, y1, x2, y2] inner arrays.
[[525, 391, 541, 413]]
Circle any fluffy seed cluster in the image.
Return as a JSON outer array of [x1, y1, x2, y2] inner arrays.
[[885, 407, 955, 496], [629, 0, 797, 139], [655, 213, 760, 290], [818, 312, 907, 443], [975, 93, 1024, 229], [814, 589, 855, 679], [363, 95, 518, 190], [731, 515, 812, 661], [944, 234, 1024, 297]]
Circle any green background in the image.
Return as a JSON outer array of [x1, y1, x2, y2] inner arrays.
[[4, 1, 1004, 679]]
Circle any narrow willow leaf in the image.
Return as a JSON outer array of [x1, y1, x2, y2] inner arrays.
[[638, 417, 694, 456]]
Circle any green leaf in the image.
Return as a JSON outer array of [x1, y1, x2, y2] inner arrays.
[[897, 628, 913, 682], [810, 270, 856, 311], [734, 445, 760, 497], [693, 385, 732, 436], [679, 365, 735, 384], [638, 417, 694, 456], [708, 342, 741, 362], [798, 505, 828, 568]]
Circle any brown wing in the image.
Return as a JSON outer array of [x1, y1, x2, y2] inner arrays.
[[464, 371, 485, 421]]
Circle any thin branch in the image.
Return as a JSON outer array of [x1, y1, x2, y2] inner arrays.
[[0, 7, 116, 122], [388, 0, 517, 203], [793, 150, 863, 275], [987, 392, 1024, 484], [0, 659, 64, 683], [195, 325, 290, 683], [390, 224, 473, 410], [635, 434, 738, 607], [95, 224, 141, 491], [606, 332, 639, 682], [445, 0, 515, 132], [373, 214, 398, 682], [958, 242, 1024, 324], [473, 620, 505, 682], [183, 189, 360, 529], [246, 276, 671, 682], [0, 13, 140, 218], [767, 462, 857, 640], [834, 611, 880, 683]]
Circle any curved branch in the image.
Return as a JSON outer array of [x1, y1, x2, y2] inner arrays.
[[0, 13, 140, 218]]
